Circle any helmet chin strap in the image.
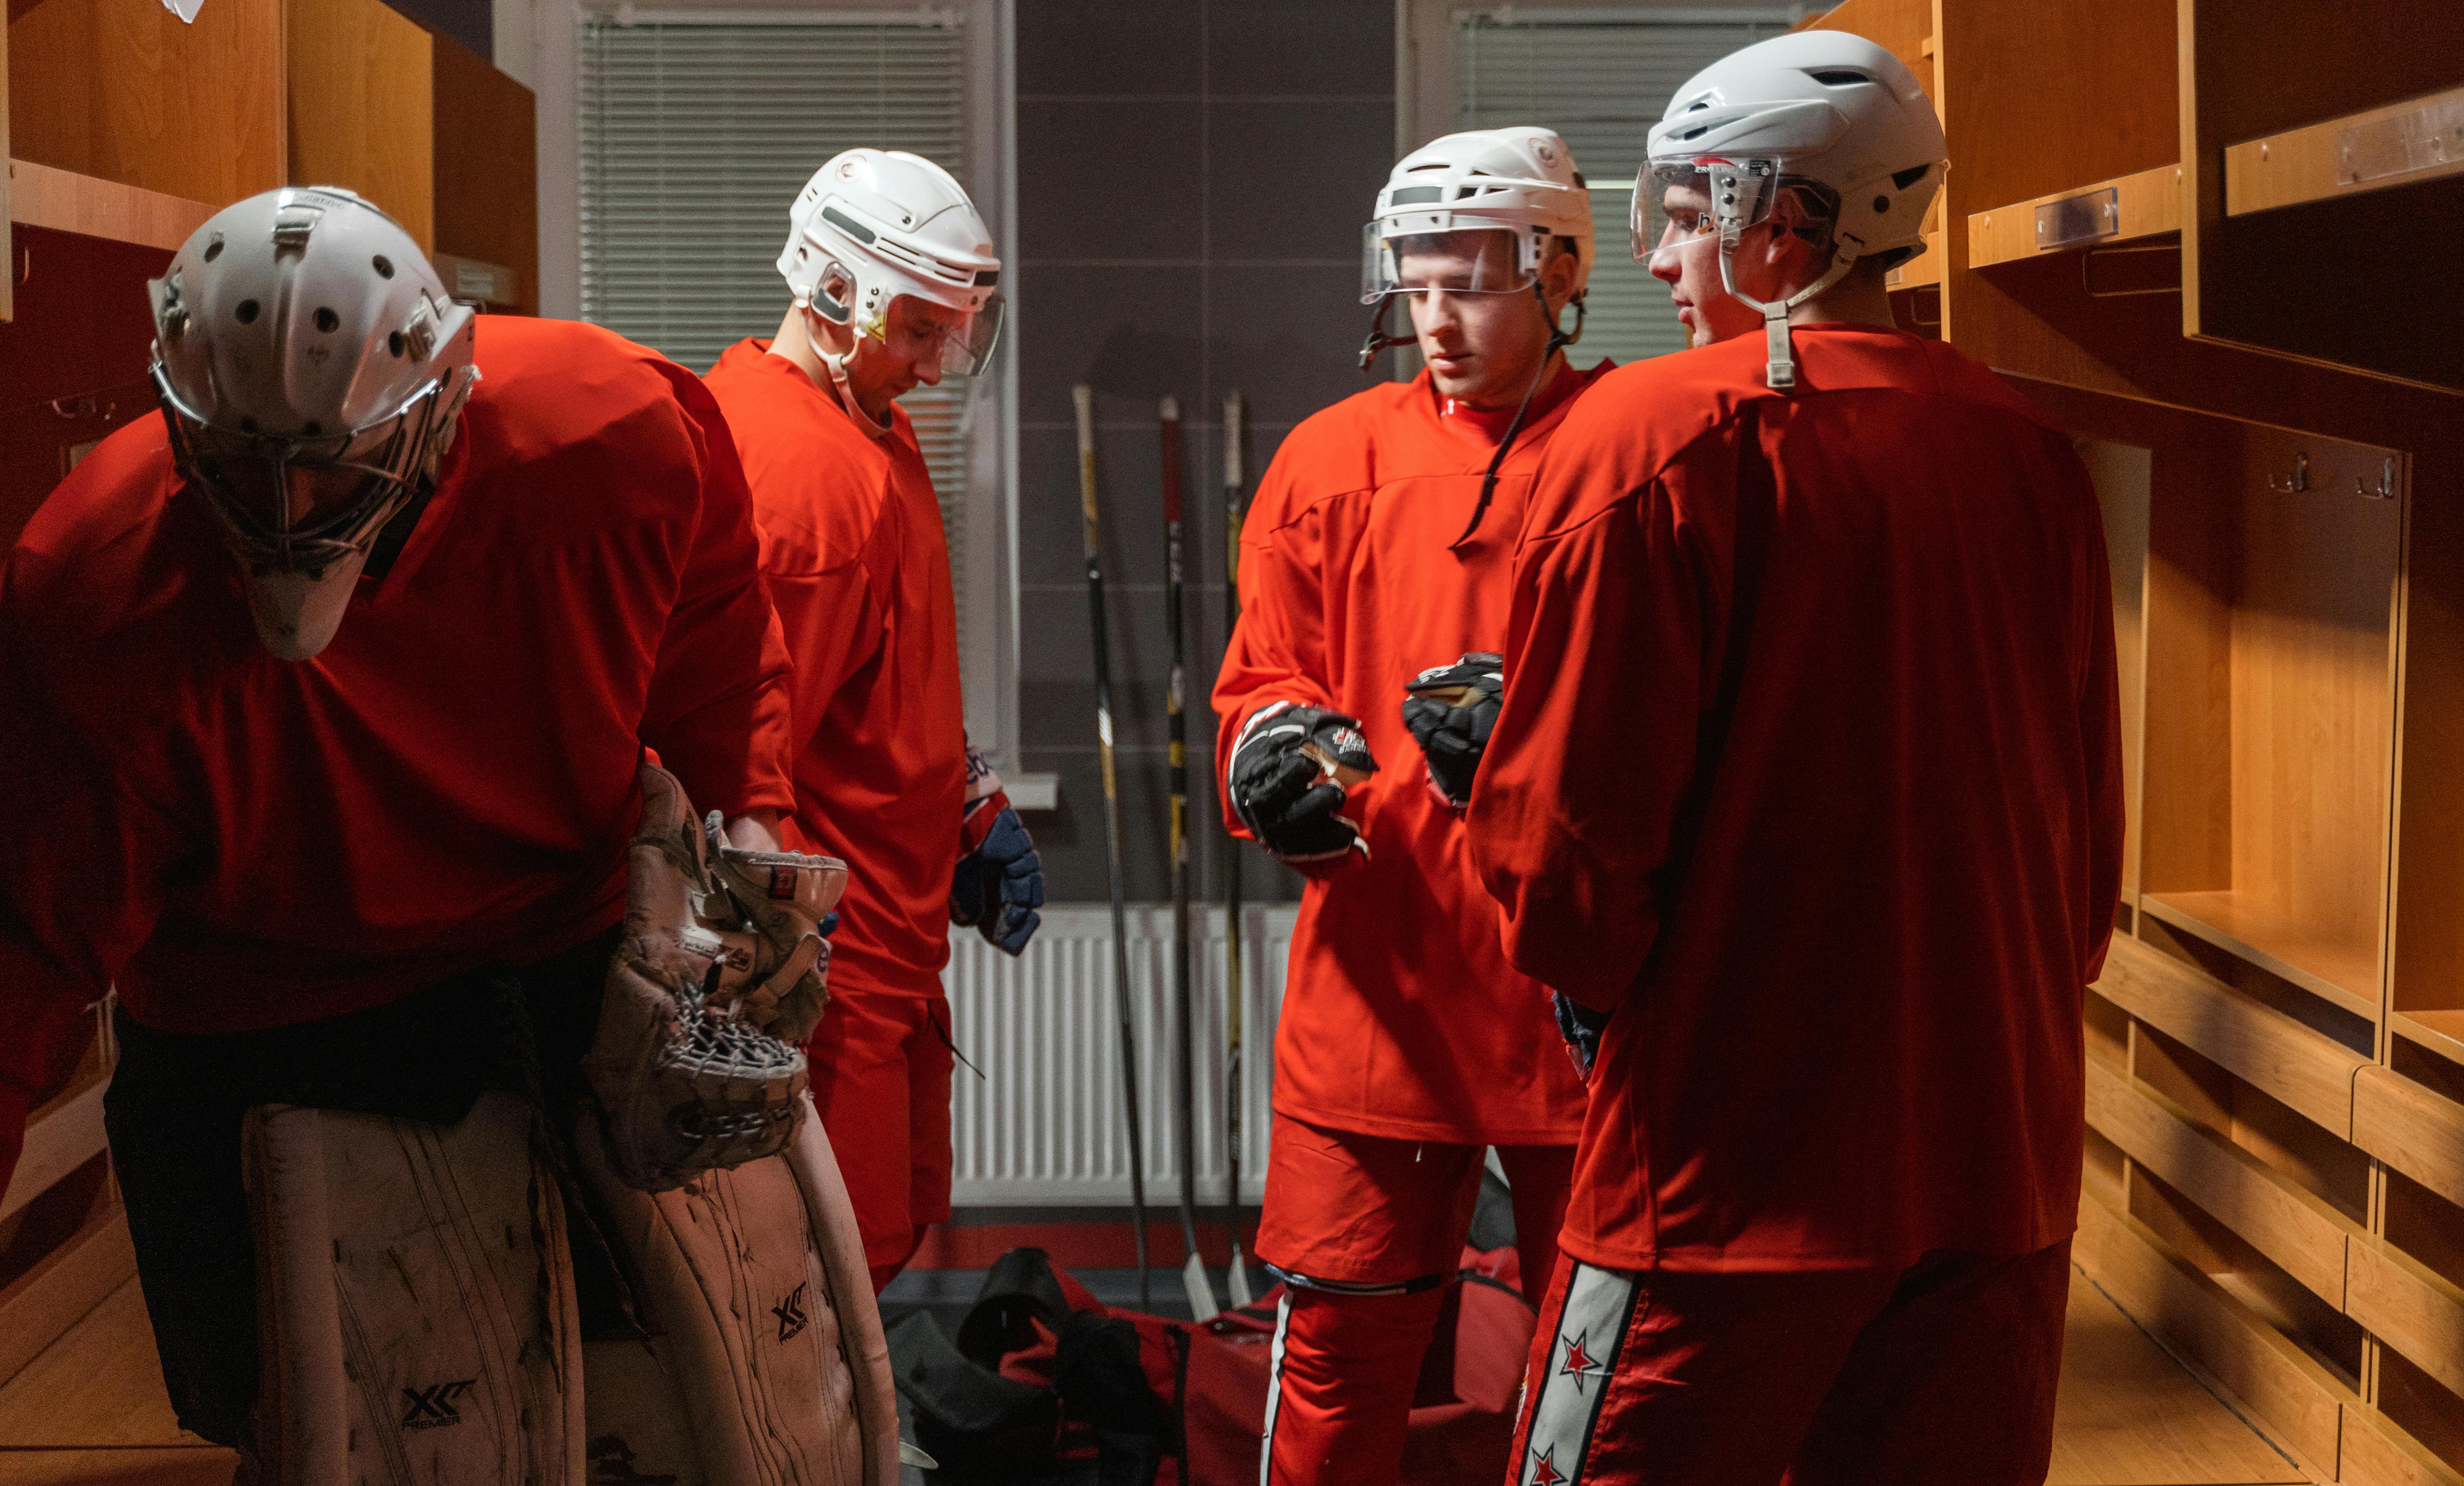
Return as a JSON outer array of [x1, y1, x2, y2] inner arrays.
[[1718, 247, 1855, 392], [1702, 159, 1856, 392], [796, 303, 894, 439]]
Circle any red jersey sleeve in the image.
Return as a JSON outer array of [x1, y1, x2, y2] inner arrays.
[[1468, 426, 1740, 1012], [636, 367, 797, 820], [1210, 455, 1342, 835], [0, 560, 178, 1190]]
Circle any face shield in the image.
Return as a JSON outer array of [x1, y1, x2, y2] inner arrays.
[[155, 364, 464, 659], [885, 291, 1005, 377], [1360, 224, 1542, 304], [1633, 159, 1778, 262]]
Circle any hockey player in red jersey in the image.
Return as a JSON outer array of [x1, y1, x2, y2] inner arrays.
[[704, 147, 1043, 1293], [1210, 128, 1605, 1485], [0, 187, 804, 1455], [1469, 34, 2124, 1485]]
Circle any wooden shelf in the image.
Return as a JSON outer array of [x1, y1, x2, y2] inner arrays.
[[0, 1075, 107, 1224], [2395, 1012, 2464, 1075], [2092, 935, 2368, 1136], [2139, 892, 2380, 1024], [2355, 1065, 2464, 1210], [7, 160, 214, 252], [2226, 84, 2464, 217], [0, 1211, 133, 1391], [1968, 163, 2183, 269]]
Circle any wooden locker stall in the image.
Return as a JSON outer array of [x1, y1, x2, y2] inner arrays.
[[1808, 0, 2464, 1475], [0, 0, 537, 1394]]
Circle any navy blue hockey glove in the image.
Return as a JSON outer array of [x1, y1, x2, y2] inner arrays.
[[1400, 652, 1503, 813], [952, 788, 1043, 955], [1554, 992, 1611, 1079], [1227, 701, 1378, 874]]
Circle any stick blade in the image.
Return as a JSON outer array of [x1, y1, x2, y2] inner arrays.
[[1182, 1252, 1222, 1319], [1226, 1244, 1254, 1309]]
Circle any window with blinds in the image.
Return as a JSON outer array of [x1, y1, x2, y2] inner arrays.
[[1452, 10, 1797, 365], [576, 13, 989, 653]]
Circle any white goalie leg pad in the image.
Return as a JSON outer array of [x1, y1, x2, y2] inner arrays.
[[241, 1090, 585, 1486], [577, 1095, 898, 1486]]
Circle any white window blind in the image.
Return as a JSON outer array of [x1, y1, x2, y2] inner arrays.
[[576, 14, 986, 652], [1453, 10, 1797, 365]]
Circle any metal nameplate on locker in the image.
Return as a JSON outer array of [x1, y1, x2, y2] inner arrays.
[[2338, 94, 2464, 186], [2036, 187, 2120, 251]]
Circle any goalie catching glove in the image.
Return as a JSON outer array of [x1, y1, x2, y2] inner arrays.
[[1227, 701, 1378, 871], [1400, 652, 1504, 812], [586, 763, 849, 1192], [951, 746, 1044, 955]]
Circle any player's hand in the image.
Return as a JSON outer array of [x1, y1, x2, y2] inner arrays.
[[1227, 701, 1378, 873], [1400, 652, 1503, 813], [952, 791, 1043, 954], [1554, 991, 1611, 1079]]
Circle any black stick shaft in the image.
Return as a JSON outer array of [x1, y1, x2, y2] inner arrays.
[[1162, 396, 1201, 1271], [1221, 391, 1248, 1241], [1075, 384, 1151, 1305]]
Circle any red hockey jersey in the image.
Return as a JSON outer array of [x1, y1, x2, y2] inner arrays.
[[0, 316, 796, 1185], [1468, 325, 2124, 1272], [703, 340, 967, 999], [1212, 363, 1606, 1146]]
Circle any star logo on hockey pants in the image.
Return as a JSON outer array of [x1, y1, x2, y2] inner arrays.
[[1557, 1328, 1608, 1394], [1528, 1443, 1570, 1486]]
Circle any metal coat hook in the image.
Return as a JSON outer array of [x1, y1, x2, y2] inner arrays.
[[2267, 451, 2310, 493], [2359, 456, 2398, 500]]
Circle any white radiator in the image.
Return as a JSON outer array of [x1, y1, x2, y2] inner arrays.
[[940, 904, 1296, 1206]]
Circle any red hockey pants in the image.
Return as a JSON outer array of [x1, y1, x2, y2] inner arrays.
[[1255, 1115, 1574, 1484]]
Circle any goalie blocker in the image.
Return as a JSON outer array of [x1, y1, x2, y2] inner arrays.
[[235, 764, 897, 1484]]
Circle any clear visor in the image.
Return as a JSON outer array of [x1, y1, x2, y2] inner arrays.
[[155, 364, 451, 574], [890, 291, 1005, 377], [1632, 161, 1744, 262], [1360, 225, 1538, 304]]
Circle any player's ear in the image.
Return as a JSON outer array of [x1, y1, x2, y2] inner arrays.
[[1543, 238, 1582, 312]]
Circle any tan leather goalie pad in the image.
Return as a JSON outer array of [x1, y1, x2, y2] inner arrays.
[[241, 1090, 584, 1486], [576, 1095, 898, 1486]]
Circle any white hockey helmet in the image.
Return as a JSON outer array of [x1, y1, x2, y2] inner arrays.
[[1363, 126, 1594, 305], [777, 149, 1003, 376], [1638, 31, 1945, 388], [150, 185, 476, 660]]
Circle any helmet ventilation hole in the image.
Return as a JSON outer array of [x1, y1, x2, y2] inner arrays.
[[240, 416, 258, 433], [314, 306, 340, 332], [203, 236, 225, 263], [304, 421, 322, 435], [1874, 196, 1890, 212], [390, 331, 407, 357], [373, 254, 395, 279], [235, 299, 260, 324], [1808, 69, 1871, 85]]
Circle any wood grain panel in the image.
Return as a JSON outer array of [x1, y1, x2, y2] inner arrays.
[[1968, 163, 2182, 269], [2225, 85, 2464, 217], [2073, 1187, 2349, 1470], [8, 157, 213, 250], [0, 1283, 191, 1446], [2049, 1275, 2308, 1483], [431, 34, 536, 313], [2355, 1067, 2464, 1211], [7, 0, 282, 205], [284, 0, 432, 248], [2093, 935, 2368, 1134], [2341, 1404, 2464, 1486], [0, 1214, 132, 1391], [0, 1079, 104, 1224], [2349, 1240, 2464, 1402], [2087, 1058, 2354, 1306]]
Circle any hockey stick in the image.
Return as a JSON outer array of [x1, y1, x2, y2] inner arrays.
[[1220, 390, 1254, 1311], [1162, 396, 1219, 1320], [1075, 384, 1152, 1309]]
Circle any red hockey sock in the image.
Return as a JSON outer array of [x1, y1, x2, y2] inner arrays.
[[1261, 1284, 1450, 1484]]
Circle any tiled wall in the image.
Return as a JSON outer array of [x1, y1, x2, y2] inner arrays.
[[1012, 0, 1398, 904]]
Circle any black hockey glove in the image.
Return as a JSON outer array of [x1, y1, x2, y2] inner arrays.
[[1400, 652, 1504, 812], [1227, 701, 1379, 873], [952, 771, 1044, 955], [1554, 991, 1612, 1079]]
